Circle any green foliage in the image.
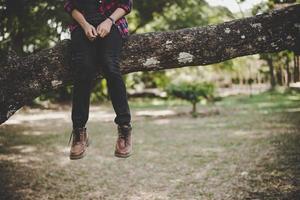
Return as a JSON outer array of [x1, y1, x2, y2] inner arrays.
[[1, 0, 271, 104], [90, 79, 109, 103], [0, 0, 70, 56], [131, 0, 233, 98], [137, 0, 234, 33], [251, 0, 300, 15], [165, 81, 216, 117], [128, 71, 171, 89]]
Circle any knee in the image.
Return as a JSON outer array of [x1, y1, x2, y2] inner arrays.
[[101, 54, 121, 78]]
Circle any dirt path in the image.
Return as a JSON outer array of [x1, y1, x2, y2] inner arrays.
[[0, 91, 300, 200]]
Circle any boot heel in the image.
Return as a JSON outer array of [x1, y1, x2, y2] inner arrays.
[[87, 138, 90, 147]]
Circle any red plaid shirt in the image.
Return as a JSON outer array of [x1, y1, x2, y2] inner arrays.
[[64, 0, 133, 39]]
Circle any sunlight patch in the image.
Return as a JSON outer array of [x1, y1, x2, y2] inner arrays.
[[10, 145, 37, 153], [153, 118, 171, 125], [233, 130, 250, 136], [135, 110, 176, 117], [286, 108, 300, 113], [22, 130, 44, 135], [0, 154, 41, 163]]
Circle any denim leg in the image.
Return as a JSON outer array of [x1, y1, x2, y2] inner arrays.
[[96, 25, 131, 125], [70, 28, 97, 129]]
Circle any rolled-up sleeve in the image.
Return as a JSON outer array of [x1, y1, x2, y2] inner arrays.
[[117, 0, 133, 16], [64, 0, 76, 15]]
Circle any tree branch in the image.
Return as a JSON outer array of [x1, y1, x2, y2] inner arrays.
[[0, 4, 299, 125]]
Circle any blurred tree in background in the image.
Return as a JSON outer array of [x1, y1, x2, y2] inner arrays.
[[166, 82, 215, 117], [251, 0, 300, 89], [0, 0, 68, 55], [1, 0, 299, 106]]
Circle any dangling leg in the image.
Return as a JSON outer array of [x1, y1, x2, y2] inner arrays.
[[96, 25, 131, 126], [69, 27, 97, 160], [96, 25, 133, 158], [71, 28, 97, 129]]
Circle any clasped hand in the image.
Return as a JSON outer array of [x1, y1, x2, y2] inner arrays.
[[83, 19, 113, 41]]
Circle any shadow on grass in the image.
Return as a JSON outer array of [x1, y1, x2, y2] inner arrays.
[[0, 124, 58, 200], [245, 109, 300, 199], [1, 90, 300, 199], [0, 160, 37, 199]]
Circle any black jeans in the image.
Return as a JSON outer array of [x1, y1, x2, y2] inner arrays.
[[70, 14, 131, 129]]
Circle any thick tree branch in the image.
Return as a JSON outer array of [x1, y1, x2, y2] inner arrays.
[[0, 4, 299, 125]]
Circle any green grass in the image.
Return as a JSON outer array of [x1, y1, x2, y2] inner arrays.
[[1, 90, 300, 199]]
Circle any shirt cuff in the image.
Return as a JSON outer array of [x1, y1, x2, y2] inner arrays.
[[64, 1, 76, 15], [118, 0, 133, 16]]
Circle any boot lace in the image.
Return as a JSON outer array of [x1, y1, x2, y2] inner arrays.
[[118, 124, 132, 144], [68, 128, 85, 146]]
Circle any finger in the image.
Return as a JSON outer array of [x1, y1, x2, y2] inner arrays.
[[98, 30, 103, 37], [87, 34, 92, 41], [86, 34, 91, 41], [88, 31, 96, 39], [91, 27, 97, 37], [87, 35, 93, 41], [103, 30, 109, 37], [97, 26, 103, 36], [87, 33, 95, 41], [87, 31, 91, 37], [98, 28, 103, 37], [101, 30, 107, 37], [91, 30, 97, 37], [96, 26, 101, 35], [103, 31, 108, 37], [97, 28, 102, 36]]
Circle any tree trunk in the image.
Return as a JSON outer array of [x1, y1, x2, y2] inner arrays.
[[0, 4, 300, 125], [276, 65, 283, 86], [192, 102, 197, 114], [191, 102, 198, 118], [286, 55, 291, 86], [294, 53, 300, 82], [6, 0, 26, 55], [266, 57, 276, 89]]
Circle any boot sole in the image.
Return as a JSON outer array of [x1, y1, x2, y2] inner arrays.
[[69, 138, 90, 160], [70, 150, 86, 160], [114, 151, 132, 158]]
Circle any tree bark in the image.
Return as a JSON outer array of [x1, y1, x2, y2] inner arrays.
[[294, 53, 300, 82], [0, 4, 300, 125], [276, 65, 283, 86], [6, 0, 26, 55], [266, 56, 277, 89], [286, 55, 291, 86]]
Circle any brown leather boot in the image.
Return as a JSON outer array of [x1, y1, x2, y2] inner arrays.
[[68, 127, 89, 160], [114, 123, 132, 158]]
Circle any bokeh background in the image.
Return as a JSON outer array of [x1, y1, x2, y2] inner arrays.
[[1, 0, 300, 199]]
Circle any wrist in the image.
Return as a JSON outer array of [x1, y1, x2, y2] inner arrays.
[[107, 16, 115, 25], [80, 21, 90, 29]]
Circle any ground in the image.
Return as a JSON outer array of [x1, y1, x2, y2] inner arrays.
[[0, 90, 300, 200]]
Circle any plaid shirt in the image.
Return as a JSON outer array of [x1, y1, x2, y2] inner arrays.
[[64, 0, 133, 39]]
